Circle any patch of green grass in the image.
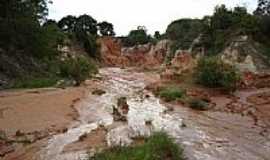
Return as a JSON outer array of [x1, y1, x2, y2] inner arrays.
[[158, 86, 186, 102], [12, 77, 59, 89], [90, 132, 185, 160], [188, 98, 209, 111]]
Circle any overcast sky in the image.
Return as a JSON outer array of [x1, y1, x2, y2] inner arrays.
[[48, 0, 257, 36]]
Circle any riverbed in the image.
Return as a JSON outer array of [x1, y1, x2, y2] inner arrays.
[[2, 68, 270, 160]]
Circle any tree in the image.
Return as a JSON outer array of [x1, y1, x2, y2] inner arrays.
[[128, 28, 148, 44], [43, 19, 58, 27], [253, 0, 270, 43], [154, 31, 161, 40], [42, 20, 66, 53], [254, 0, 270, 16], [232, 6, 248, 24], [122, 26, 150, 47], [166, 19, 203, 50], [200, 5, 258, 55], [58, 15, 77, 33], [58, 14, 99, 58], [72, 15, 98, 57], [0, 0, 50, 21], [75, 14, 97, 36], [98, 21, 115, 36], [211, 4, 233, 30], [0, 0, 53, 57], [231, 6, 260, 34]]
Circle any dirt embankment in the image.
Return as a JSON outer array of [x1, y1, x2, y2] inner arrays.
[[98, 37, 170, 68]]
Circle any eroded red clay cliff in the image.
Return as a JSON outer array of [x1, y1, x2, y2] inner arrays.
[[99, 37, 170, 68]]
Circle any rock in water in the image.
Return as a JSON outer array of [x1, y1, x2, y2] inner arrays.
[[113, 97, 129, 121]]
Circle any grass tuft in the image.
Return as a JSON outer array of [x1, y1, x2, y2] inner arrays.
[[90, 132, 185, 160], [188, 98, 209, 111], [158, 86, 186, 102], [12, 77, 59, 89]]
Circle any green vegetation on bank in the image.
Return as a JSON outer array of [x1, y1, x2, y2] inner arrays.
[[158, 86, 186, 102], [0, 0, 116, 88], [165, 1, 270, 58], [58, 14, 99, 58], [60, 56, 98, 85], [166, 19, 203, 51], [90, 132, 185, 160], [12, 77, 59, 89], [153, 84, 211, 110], [196, 57, 240, 91], [11, 56, 97, 88]]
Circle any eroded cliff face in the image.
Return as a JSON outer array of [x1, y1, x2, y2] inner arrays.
[[220, 36, 270, 73], [99, 37, 171, 68], [99, 36, 270, 83], [98, 37, 129, 67]]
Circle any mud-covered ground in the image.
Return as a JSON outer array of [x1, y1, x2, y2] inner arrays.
[[0, 87, 90, 159], [1, 68, 270, 160]]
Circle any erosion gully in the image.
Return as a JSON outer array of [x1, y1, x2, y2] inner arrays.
[[37, 68, 270, 160]]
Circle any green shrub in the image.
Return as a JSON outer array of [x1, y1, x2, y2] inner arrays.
[[60, 56, 98, 85], [90, 132, 184, 160], [196, 57, 240, 91], [188, 98, 209, 111], [158, 86, 186, 102], [166, 19, 203, 50], [122, 26, 152, 47]]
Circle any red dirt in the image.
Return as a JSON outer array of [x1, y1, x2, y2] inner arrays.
[[0, 87, 87, 159], [0, 88, 86, 136], [99, 37, 166, 68]]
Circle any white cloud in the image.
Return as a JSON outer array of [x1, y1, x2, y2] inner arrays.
[[48, 0, 257, 36]]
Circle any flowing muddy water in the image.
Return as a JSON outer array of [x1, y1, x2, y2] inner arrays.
[[38, 68, 184, 160], [38, 68, 270, 160]]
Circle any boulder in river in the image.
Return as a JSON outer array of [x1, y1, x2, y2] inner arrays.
[[113, 97, 129, 121]]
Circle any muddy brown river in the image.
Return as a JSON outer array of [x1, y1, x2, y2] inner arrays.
[[27, 68, 270, 160]]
